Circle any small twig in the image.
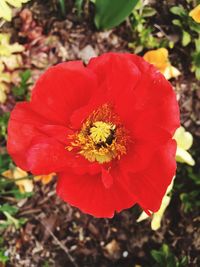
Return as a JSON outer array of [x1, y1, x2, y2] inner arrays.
[[40, 220, 78, 267]]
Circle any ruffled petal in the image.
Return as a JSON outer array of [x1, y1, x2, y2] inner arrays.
[[56, 167, 136, 218], [126, 139, 177, 212], [118, 54, 180, 136], [31, 61, 98, 125], [7, 102, 73, 174], [87, 53, 142, 127]]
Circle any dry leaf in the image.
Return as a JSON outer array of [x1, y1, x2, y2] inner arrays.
[[2, 167, 33, 193]]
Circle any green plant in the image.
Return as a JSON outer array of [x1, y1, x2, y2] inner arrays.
[[192, 38, 200, 79], [150, 244, 188, 267], [170, 5, 200, 46], [0, 151, 11, 173], [0, 112, 9, 139], [58, 0, 66, 16], [179, 167, 200, 212], [94, 0, 139, 30], [0, 185, 30, 229], [0, 153, 32, 230], [0, 237, 9, 265], [170, 4, 200, 79], [129, 0, 167, 53], [75, 0, 83, 17], [12, 70, 32, 100]]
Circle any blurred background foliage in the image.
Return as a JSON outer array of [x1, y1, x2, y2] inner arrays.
[[0, 0, 200, 266]]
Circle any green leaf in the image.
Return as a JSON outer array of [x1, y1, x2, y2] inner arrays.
[[170, 5, 186, 17], [12, 190, 33, 199], [172, 19, 182, 27], [189, 20, 200, 33], [195, 38, 200, 52], [142, 6, 156, 17], [151, 250, 164, 264], [75, 0, 83, 16], [58, 0, 66, 16], [12, 70, 31, 99], [195, 67, 200, 80], [182, 31, 191, 46], [0, 152, 11, 172], [20, 69, 31, 84], [0, 204, 18, 215], [0, 249, 9, 264], [95, 0, 139, 30], [0, 112, 9, 138]]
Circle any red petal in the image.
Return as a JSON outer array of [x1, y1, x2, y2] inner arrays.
[[7, 102, 72, 174], [31, 62, 97, 125], [101, 168, 113, 189], [126, 139, 177, 212], [56, 168, 136, 218]]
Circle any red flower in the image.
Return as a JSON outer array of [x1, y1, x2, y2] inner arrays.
[[7, 53, 180, 218]]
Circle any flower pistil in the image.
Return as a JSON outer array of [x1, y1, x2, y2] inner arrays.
[[67, 104, 129, 164]]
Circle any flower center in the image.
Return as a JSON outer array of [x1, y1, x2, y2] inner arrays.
[[67, 104, 129, 164], [90, 121, 116, 145]]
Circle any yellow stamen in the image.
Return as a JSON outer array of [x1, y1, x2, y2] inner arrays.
[[66, 104, 128, 164], [90, 121, 115, 144]]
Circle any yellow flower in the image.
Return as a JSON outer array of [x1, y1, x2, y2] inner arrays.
[[0, 34, 25, 104], [137, 179, 175, 231], [2, 167, 33, 193], [0, 0, 31, 22], [0, 62, 11, 104], [0, 34, 24, 57], [34, 173, 56, 185], [173, 126, 195, 166], [189, 4, 200, 23], [143, 48, 180, 80]]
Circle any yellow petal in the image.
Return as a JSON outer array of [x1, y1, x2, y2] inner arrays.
[[2, 169, 12, 178], [0, 62, 5, 72], [136, 211, 149, 223], [0, 45, 11, 56], [151, 195, 171, 231], [34, 173, 55, 185], [0, 34, 12, 56], [13, 167, 28, 178], [8, 43, 25, 54], [5, 0, 23, 8], [0, 33, 24, 58], [33, 175, 42, 182], [173, 126, 193, 150], [166, 176, 175, 194], [2, 167, 33, 193], [1, 54, 23, 70], [41, 173, 55, 185], [189, 4, 200, 23], [176, 147, 195, 166], [0, 71, 12, 83], [14, 168, 33, 193], [163, 65, 181, 80], [143, 48, 169, 71], [0, 0, 12, 21], [137, 179, 175, 230], [0, 88, 7, 104], [16, 179, 33, 193], [0, 33, 10, 44]]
